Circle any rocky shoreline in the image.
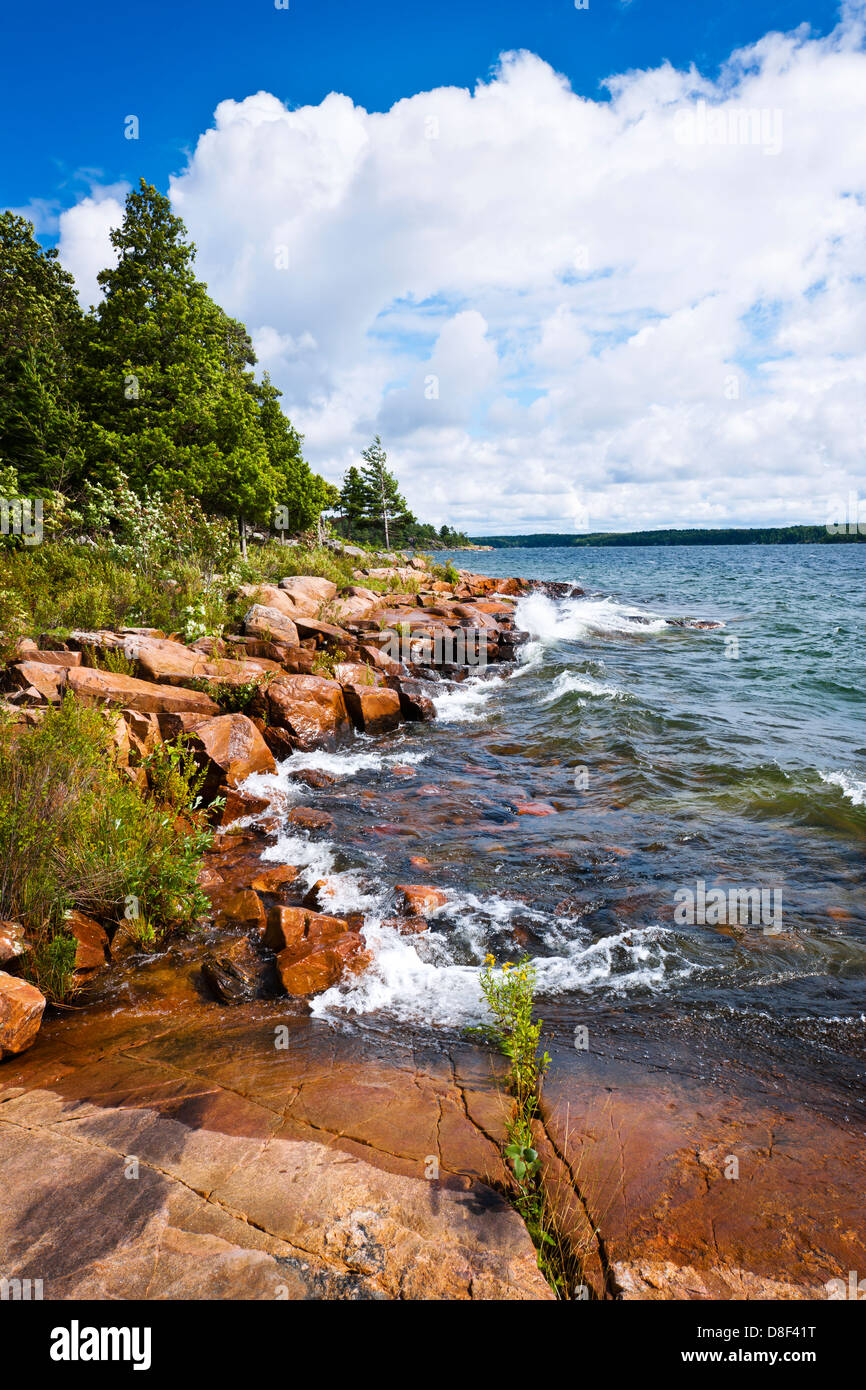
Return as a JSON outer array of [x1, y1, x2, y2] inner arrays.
[[1, 553, 863, 1300]]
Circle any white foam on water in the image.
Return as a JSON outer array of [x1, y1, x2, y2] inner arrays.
[[515, 591, 669, 644], [539, 669, 624, 704], [534, 925, 689, 996], [261, 831, 337, 886], [511, 640, 544, 676], [819, 769, 866, 807], [311, 915, 693, 1026], [311, 918, 486, 1025], [432, 673, 504, 723]]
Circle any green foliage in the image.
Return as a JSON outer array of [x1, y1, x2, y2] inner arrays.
[[0, 698, 213, 1001], [476, 954, 550, 1113], [0, 211, 84, 492], [83, 644, 137, 677], [358, 436, 414, 550], [472, 526, 866, 548], [29, 933, 78, 1008], [431, 560, 459, 585], [338, 465, 368, 540], [311, 646, 346, 678], [0, 186, 332, 539], [470, 955, 576, 1296], [190, 674, 269, 713], [142, 732, 208, 813]]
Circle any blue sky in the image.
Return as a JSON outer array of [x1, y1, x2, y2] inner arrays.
[[3, 0, 863, 532], [3, 0, 840, 237]]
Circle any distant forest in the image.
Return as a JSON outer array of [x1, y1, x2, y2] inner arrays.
[[470, 526, 865, 549]]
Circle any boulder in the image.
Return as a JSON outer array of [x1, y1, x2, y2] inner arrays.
[[332, 594, 379, 624], [288, 807, 335, 830], [276, 645, 317, 675], [342, 684, 402, 735], [238, 584, 305, 621], [292, 616, 351, 647], [277, 935, 368, 997], [396, 885, 449, 917], [0, 972, 45, 1059], [386, 676, 436, 722], [263, 905, 350, 954], [66, 667, 221, 717], [266, 675, 352, 751], [135, 638, 281, 687], [121, 709, 162, 763], [19, 649, 82, 668], [277, 576, 338, 612], [382, 915, 428, 936], [243, 605, 300, 648], [248, 865, 299, 894], [0, 922, 28, 968], [333, 661, 383, 688], [188, 712, 276, 791], [65, 911, 109, 971], [219, 787, 273, 828], [200, 939, 264, 1005], [359, 644, 407, 676], [202, 885, 267, 935], [10, 661, 67, 703]]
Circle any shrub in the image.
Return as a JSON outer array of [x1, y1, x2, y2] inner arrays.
[[0, 698, 213, 1002], [431, 560, 459, 585], [141, 732, 208, 813], [190, 674, 270, 712]]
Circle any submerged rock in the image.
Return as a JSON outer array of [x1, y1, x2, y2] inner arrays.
[[395, 885, 449, 917]]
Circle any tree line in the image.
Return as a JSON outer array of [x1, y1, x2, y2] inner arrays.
[[474, 526, 865, 548]]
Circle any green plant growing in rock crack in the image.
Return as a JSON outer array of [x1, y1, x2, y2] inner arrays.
[[311, 646, 346, 678], [142, 732, 208, 814], [191, 673, 272, 713], [470, 954, 577, 1297]]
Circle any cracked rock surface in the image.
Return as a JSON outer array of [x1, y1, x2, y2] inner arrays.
[[0, 1000, 552, 1300]]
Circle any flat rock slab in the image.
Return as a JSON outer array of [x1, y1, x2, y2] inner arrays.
[[539, 1030, 866, 1300], [0, 1004, 549, 1301]]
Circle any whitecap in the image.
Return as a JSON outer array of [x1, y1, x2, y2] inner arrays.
[[819, 769, 866, 807], [539, 669, 624, 704], [515, 591, 669, 644]]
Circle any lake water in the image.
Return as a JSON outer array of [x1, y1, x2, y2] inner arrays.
[[246, 544, 866, 1113]]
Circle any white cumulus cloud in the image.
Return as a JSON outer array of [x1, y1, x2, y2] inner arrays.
[[57, 7, 866, 531]]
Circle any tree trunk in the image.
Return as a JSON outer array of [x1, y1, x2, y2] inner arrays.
[[381, 480, 390, 550], [239, 515, 247, 561]]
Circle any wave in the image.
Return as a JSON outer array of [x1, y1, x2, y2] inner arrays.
[[539, 669, 625, 704], [515, 591, 669, 645], [244, 745, 430, 804], [432, 673, 505, 723], [819, 769, 866, 807], [311, 915, 695, 1027]]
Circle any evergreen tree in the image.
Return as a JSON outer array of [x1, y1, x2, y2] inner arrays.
[[0, 212, 84, 491], [339, 465, 368, 539], [76, 180, 278, 528], [359, 436, 409, 549]]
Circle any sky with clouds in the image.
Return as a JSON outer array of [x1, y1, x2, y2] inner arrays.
[[6, 0, 866, 533]]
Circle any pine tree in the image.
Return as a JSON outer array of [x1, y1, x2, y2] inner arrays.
[[0, 212, 84, 491], [339, 465, 368, 540], [76, 180, 278, 529], [359, 436, 409, 550]]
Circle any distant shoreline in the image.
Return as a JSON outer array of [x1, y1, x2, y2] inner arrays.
[[468, 525, 865, 549]]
